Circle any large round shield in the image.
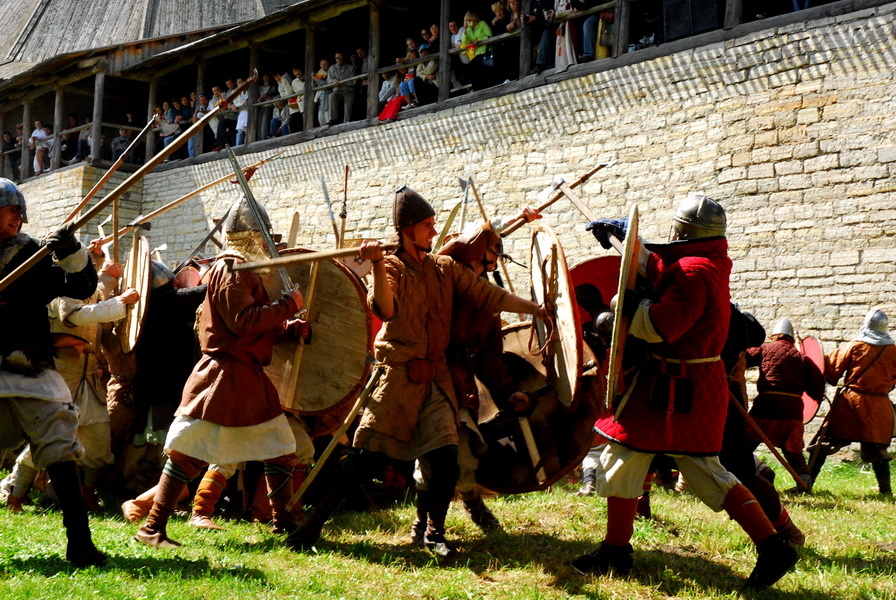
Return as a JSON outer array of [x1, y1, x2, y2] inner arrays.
[[800, 335, 825, 423], [259, 249, 373, 419], [173, 265, 202, 289], [569, 255, 622, 326], [529, 224, 583, 407], [117, 236, 151, 353], [474, 225, 604, 494]]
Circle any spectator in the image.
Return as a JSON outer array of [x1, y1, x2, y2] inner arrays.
[[398, 53, 421, 109], [416, 46, 440, 102], [528, 0, 557, 74], [459, 11, 494, 90], [256, 73, 278, 139], [405, 36, 419, 55], [208, 85, 225, 142], [429, 24, 440, 48], [269, 100, 289, 138], [491, 1, 521, 82], [188, 94, 212, 158], [575, 0, 604, 62], [214, 79, 239, 148], [1, 132, 16, 180], [327, 52, 359, 126], [234, 77, 251, 146], [290, 66, 305, 133], [313, 59, 331, 127], [10, 124, 23, 180], [355, 47, 369, 72], [378, 72, 400, 108], [110, 128, 133, 161], [555, 0, 578, 69], [273, 72, 296, 135], [28, 120, 49, 176]]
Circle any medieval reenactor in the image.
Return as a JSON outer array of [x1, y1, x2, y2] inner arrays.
[[745, 317, 825, 492], [720, 306, 806, 545], [134, 196, 309, 547], [573, 195, 798, 591], [432, 208, 541, 536], [0, 177, 106, 567], [285, 186, 542, 556], [810, 309, 896, 494]]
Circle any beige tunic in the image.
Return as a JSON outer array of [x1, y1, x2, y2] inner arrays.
[[355, 249, 508, 457]]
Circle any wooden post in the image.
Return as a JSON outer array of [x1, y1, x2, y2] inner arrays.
[[90, 71, 105, 162], [51, 87, 64, 170], [519, 0, 532, 77], [724, 0, 743, 29], [247, 45, 260, 143], [366, 2, 381, 120], [304, 26, 316, 131], [195, 63, 206, 156], [438, 0, 452, 102], [613, 0, 630, 58], [145, 80, 157, 164], [0, 111, 6, 178], [21, 102, 32, 180]]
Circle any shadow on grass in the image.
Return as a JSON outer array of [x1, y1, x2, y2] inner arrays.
[[0, 554, 268, 582], [799, 545, 896, 574], [306, 528, 831, 598]]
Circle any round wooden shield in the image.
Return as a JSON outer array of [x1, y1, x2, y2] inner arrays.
[[259, 249, 373, 417], [529, 224, 583, 408], [117, 236, 151, 353], [475, 322, 604, 494], [800, 335, 825, 423], [606, 204, 640, 416]]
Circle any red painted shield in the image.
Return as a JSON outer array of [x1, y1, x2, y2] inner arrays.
[[799, 335, 825, 423]]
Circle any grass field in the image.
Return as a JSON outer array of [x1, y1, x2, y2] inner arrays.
[[0, 456, 893, 600]]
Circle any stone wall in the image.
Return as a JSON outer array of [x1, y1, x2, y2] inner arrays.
[[20, 1, 896, 356]]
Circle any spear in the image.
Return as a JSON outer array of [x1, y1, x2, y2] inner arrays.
[[0, 74, 257, 294]]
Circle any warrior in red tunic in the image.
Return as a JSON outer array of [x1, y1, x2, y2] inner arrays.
[[574, 195, 798, 591]]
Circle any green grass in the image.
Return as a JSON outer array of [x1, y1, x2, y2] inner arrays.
[[0, 458, 893, 599]]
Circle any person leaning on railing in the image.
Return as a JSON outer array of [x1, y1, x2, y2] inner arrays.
[[459, 11, 494, 90]]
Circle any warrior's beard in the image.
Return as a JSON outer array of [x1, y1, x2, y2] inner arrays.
[[225, 231, 269, 263]]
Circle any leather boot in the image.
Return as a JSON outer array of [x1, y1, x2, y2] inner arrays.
[[290, 464, 309, 520], [190, 470, 228, 530], [777, 516, 806, 546], [7, 493, 24, 513], [410, 490, 428, 546], [266, 464, 296, 534], [872, 460, 892, 495], [46, 461, 107, 568], [424, 501, 456, 558], [135, 474, 187, 548], [284, 485, 343, 551], [571, 541, 634, 576], [81, 485, 102, 512], [460, 489, 501, 532], [744, 533, 798, 590]]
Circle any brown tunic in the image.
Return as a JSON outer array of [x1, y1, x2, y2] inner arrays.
[[356, 249, 508, 448], [825, 340, 896, 444], [178, 255, 298, 427]]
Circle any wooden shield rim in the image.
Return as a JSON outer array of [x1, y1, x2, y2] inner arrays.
[[800, 335, 825, 423], [606, 204, 640, 415], [118, 236, 151, 353], [529, 223, 583, 407], [266, 248, 373, 416]]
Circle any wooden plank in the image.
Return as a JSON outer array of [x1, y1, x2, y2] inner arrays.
[[248, 45, 260, 144], [613, 0, 630, 58], [366, 2, 380, 120], [519, 0, 532, 77], [438, 0, 451, 102], [303, 26, 316, 131], [51, 87, 64, 170], [90, 72, 104, 162], [21, 102, 32, 179], [194, 63, 206, 156], [145, 79, 157, 164]]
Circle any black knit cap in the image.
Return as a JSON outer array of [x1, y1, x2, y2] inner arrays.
[[393, 186, 435, 231]]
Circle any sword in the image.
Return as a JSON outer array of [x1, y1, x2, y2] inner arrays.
[[223, 145, 294, 294], [173, 206, 231, 274]]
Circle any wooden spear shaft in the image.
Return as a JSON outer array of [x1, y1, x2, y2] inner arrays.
[[95, 154, 279, 245], [0, 77, 255, 294], [229, 244, 398, 271], [63, 118, 155, 222], [728, 393, 811, 492], [467, 179, 517, 294], [500, 161, 616, 237]]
